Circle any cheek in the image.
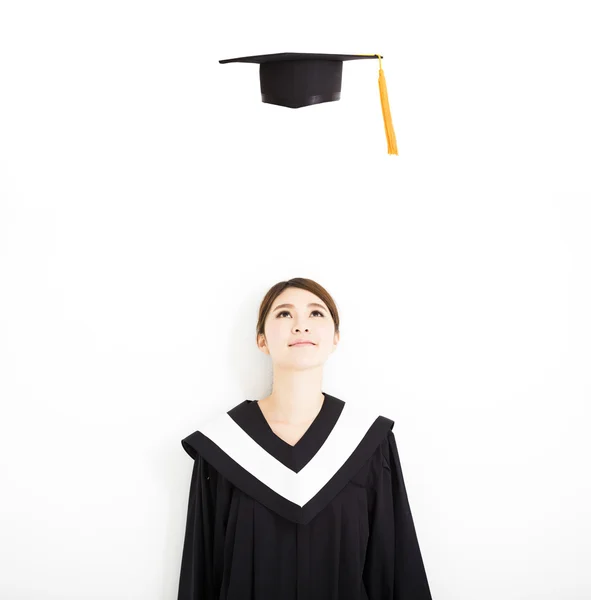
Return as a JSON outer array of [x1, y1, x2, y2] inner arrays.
[[318, 324, 336, 344], [264, 321, 290, 347]]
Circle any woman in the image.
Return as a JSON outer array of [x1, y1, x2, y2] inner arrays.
[[177, 278, 433, 600]]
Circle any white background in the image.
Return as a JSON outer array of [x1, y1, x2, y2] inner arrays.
[[1, 1, 590, 599]]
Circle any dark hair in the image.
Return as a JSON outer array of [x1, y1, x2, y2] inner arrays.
[[256, 278, 340, 342]]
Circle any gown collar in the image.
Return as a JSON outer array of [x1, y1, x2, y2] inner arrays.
[[181, 393, 394, 524], [236, 393, 343, 472]]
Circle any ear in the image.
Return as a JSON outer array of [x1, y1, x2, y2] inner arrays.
[[332, 330, 340, 351], [257, 333, 270, 355]]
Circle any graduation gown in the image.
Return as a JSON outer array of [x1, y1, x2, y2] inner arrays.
[[177, 392, 432, 600]]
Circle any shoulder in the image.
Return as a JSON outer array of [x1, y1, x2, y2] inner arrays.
[[180, 399, 248, 459], [366, 416, 396, 471], [349, 416, 395, 488]]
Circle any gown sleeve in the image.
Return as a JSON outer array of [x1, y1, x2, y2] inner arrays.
[[177, 449, 218, 600], [362, 429, 433, 600]]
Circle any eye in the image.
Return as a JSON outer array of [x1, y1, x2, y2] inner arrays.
[[276, 310, 325, 318]]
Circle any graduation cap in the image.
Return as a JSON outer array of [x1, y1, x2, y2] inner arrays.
[[219, 52, 398, 155]]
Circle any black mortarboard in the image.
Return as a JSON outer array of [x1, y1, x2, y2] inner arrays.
[[219, 52, 398, 155]]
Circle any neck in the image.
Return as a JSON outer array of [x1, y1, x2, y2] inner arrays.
[[262, 365, 325, 425]]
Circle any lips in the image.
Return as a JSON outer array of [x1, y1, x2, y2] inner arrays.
[[289, 341, 315, 347]]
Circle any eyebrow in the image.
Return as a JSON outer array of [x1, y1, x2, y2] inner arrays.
[[272, 302, 328, 313]]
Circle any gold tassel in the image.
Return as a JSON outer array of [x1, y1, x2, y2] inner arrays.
[[376, 54, 398, 155]]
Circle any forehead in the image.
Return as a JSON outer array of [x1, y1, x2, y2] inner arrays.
[[271, 288, 327, 310]]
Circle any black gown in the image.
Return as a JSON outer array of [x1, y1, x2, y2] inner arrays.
[[177, 392, 433, 600]]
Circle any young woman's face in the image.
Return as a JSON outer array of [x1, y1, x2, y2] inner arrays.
[[259, 287, 339, 370]]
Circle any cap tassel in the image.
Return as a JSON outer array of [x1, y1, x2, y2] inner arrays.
[[376, 55, 398, 155]]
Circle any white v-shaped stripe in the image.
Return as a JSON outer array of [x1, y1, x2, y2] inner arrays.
[[198, 402, 379, 507]]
